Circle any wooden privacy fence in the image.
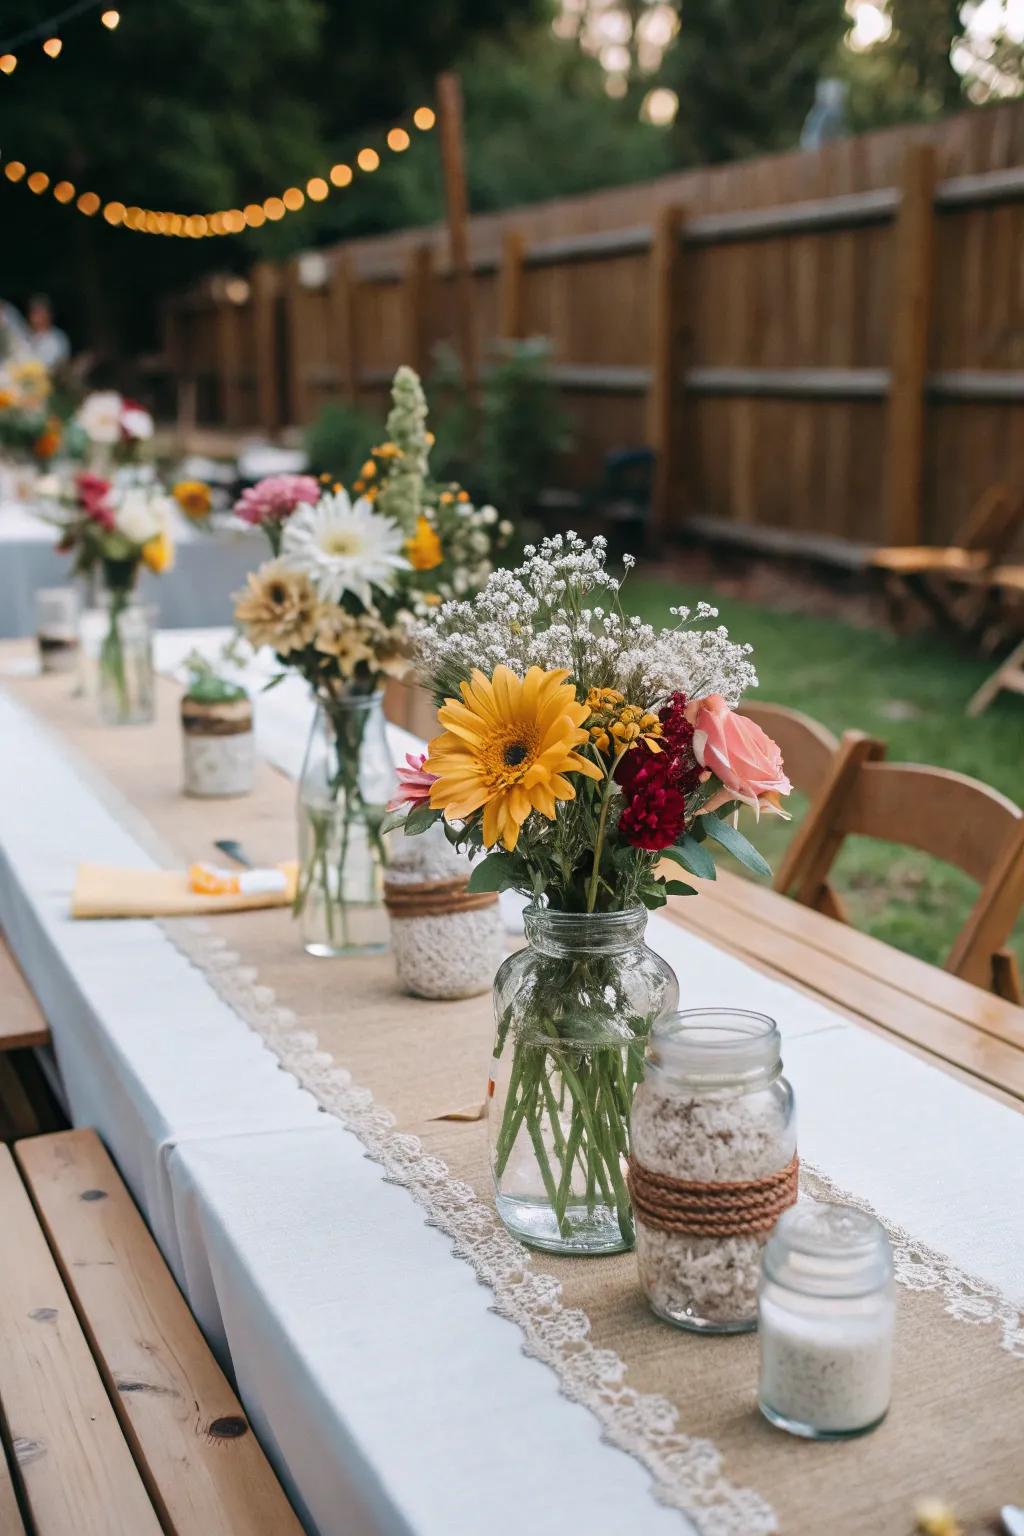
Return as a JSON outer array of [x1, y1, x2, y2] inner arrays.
[[163, 101, 1024, 554]]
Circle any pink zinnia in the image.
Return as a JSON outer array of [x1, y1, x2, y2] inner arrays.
[[387, 752, 438, 812], [233, 474, 320, 527]]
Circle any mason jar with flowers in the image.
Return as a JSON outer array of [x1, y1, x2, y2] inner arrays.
[[386, 534, 790, 1255], [50, 472, 173, 723], [233, 365, 511, 957]]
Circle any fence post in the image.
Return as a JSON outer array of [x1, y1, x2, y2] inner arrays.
[[328, 253, 359, 405], [647, 204, 687, 544], [282, 259, 309, 428], [403, 241, 434, 379], [436, 70, 476, 393], [251, 262, 279, 435], [498, 230, 525, 340], [214, 293, 240, 428], [883, 145, 936, 547]]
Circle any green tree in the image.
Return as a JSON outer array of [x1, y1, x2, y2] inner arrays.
[[0, 0, 544, 352], [659, 0, 851, 164]]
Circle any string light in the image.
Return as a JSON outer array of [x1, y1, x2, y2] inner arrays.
[[0, 1, 125, 78], [0, 104, 436, 238]]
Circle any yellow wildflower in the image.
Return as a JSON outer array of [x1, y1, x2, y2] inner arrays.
[[142, 529, 175, 575], [405, 515, 443, 571], [172, 479, 212, 520], [914, 1501, 961, 1536], [439, 490, 454, 506], [0, 388, 14, 410], [586, 693, 662, 757], [360, 459, 377, 479], [457, 489, 470, 503]]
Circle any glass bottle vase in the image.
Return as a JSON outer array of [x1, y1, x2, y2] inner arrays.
[[97, 589, 155, 726], [489, 906, 678, 1256], [295, 693, 397, 957]]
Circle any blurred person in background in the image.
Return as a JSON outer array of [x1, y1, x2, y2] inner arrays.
[[26, 294, 70, 371]]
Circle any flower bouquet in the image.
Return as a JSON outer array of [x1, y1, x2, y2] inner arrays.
[[386, 533, 790, 1253], [0, 358, 84, 484], [74, 391, 154, 470], [51, 473, 173, 723], [233, 365, 512, 956]]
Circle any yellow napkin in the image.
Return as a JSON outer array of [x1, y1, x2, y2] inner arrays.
[[71, 861, 299, 919]]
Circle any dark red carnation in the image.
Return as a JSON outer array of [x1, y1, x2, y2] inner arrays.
[[75, 471, 115, 530], [615, 692, 703, 850]]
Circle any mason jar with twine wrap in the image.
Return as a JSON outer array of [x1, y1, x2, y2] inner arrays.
[[629, 1008, 797, 1333], [384, 823, 507, 1000]]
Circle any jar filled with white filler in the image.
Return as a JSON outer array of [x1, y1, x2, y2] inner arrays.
[[758, 1202, 895, 1439]]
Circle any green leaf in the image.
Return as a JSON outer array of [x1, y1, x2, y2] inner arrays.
[[639, 885, 667, 910], [662, 835, 717, 881], [403, 804, 440, 837], [379, 806, 409, 836], [466, 852, 519, 893], [662, 879, 697, 897], [702, 815, 773, 879]]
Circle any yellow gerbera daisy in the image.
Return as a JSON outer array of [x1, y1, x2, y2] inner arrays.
[[426, 664, 603, 851], [142, 529, 175, 574], [173, 479, 212, 519]]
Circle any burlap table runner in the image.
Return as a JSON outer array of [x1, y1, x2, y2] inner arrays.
[[7, 664, 1024, 1536]]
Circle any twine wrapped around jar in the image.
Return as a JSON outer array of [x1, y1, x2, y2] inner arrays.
[[385, 825, 507, 999], [181, 695, 255, 799]]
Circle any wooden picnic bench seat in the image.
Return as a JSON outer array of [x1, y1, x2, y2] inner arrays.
[[870, 483, 1024, 634], [0, 1128, 305, 1535], [0, 932, 56, 1142]]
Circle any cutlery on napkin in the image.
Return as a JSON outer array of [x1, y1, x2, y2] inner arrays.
[[71, 860, 298, 919]]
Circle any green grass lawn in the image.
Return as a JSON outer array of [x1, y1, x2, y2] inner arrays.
[[628, 576, 1024, 971]]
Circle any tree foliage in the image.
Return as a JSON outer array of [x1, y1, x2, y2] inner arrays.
[[659, 0, 851, 165]]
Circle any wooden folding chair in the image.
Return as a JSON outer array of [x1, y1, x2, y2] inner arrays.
[[871, 483, 1024, 635], [967, 636, 1024, 718], [738, 703, 885, 921], [788, 756, 1024, 1003]]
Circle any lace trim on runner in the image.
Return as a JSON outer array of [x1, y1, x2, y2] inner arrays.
[[800, 1166, 1024, 1359], [162, 917, 778, 1536]]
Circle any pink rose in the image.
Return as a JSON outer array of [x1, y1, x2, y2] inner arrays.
[[387, 752, 438, 812], [686, 695, 791, 815]]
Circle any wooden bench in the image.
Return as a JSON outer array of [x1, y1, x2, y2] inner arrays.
[[0, 1128, 305, 1535], [0, 934, 54, 1141]]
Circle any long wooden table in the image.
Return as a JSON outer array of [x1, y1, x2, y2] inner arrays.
[[666, 868, 1024, 1110]]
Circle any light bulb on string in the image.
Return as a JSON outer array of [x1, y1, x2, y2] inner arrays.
[[42, 37, 62, 58], [0, 54, 17, 74], [413, 106, 435, 130], [243, 203, 265, 228], [4, 161, 26, 182], [100, 9, 120, 28], [356, 147, 379, 173], [263, 196, 285, 221], [306, 176, 328, 202], [53, 180, 75, 203], [330, 163, 352, 188], [387, 128, 410, 153], [27, 171, 49, 194], [77, 190, 100, 215]]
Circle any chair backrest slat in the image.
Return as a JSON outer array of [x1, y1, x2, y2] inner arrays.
[[957, 483, 1024, 561], [835, 763, 1024, 886]]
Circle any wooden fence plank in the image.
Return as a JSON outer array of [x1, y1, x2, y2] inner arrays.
[[250, 263, 279, 434], [436, 70, 476, 390], [884, 145, 937, 545], [402, 242, 434, 379], [328, 253, 360, 405], [498, 229, 525, 340], [0, 1144, 162, 1536], [16, 1130, 304, 1536], [647, 204, 687, 541]]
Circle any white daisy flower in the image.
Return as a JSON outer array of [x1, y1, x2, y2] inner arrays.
[[115, 486, 170, 546], [76, 390, 124, 445], [280, 490, 408, 606]]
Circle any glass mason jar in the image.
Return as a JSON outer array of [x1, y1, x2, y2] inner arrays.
[[758, 1203, 895, 1440], [295, 693, 397, 957], [97, 585, 155, 726], [35, 585, 80, 674], [489, 906, 678, 1257], [631, 1010, 797, 1333]]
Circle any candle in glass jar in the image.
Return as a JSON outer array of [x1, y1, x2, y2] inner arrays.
[[758, 1203, 895, 1439]]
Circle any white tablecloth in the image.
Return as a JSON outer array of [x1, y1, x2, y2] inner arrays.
[[0, 501, 261, 637], [1, 634, 1022, 1535]]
